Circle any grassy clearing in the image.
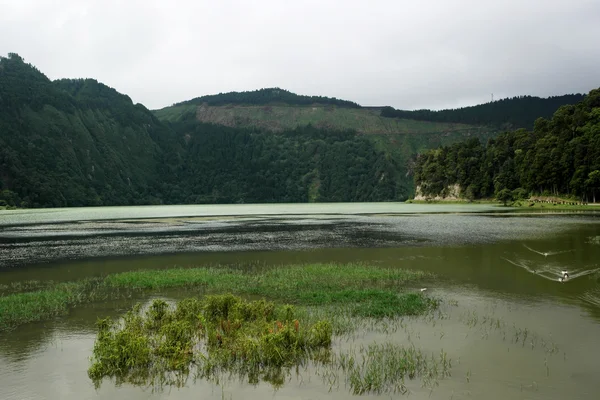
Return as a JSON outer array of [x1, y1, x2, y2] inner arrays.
[[88, 295, 333, 388], [0, 263, 435, 332], [154, 104, 491, 135]]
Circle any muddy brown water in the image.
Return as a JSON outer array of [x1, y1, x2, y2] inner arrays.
[[1, 203, 600, 399]]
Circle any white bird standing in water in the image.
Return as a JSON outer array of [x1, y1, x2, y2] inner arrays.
[[559, 270, 569, 282]]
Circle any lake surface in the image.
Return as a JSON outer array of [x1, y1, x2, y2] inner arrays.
[[1, 203, 600, 399]]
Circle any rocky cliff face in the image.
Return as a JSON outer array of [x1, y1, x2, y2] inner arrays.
[[414, 184, 462, 201]]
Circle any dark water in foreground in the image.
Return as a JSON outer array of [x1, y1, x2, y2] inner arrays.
[[1, 204, 600, 399]]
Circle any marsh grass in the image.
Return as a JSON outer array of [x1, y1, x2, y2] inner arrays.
[[334, 343, 452, 395], [0, 263, 435, 332], [0, 278, 126, 330], [88, 295, 333, 389], [0, 280, 58, 294]]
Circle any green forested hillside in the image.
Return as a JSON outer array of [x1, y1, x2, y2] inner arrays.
[[161, 122, 406, 203], [175, 87, 361, 108], [0, 53, 182, 207], [414, 89, 600, 202], [154, 96, 502, 196], [0, 52, 591, 208], [0, 54, 405, 207], [381, 94, 585, 129]]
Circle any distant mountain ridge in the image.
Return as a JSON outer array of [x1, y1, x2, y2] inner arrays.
[[158, 88, 586, 134], [174, 87, 361, 108], [380, 93, 585, 129], [0, 54, 404, 207]]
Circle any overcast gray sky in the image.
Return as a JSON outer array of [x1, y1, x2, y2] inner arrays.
[[1, 0, 599, 110]]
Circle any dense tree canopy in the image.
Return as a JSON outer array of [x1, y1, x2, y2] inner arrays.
[[159, 122, 406, 204], [0, 53, 187, 207], [414, 89, 600, 202], [0, 52, 591, 208], [381, 94, 585, 129], [0, 54, 404, 207], [175, 87, 361, 108]]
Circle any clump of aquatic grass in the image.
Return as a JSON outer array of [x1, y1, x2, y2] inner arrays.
[[0, 278, 114, 330], [294, 289, 437, 318], [0, 280, 58, 295], [106, 264, 437, 319], [333, 343, 452, 395], [0, 289, 72, 328], [88, 306, 153, 386], [0, 263, 436, 332], [103, 267, 245, 290], [88, 295, 333, 389], [104, 263, 432, 297]]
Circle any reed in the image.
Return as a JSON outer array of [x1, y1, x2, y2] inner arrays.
[[0, 278, 112, 330]]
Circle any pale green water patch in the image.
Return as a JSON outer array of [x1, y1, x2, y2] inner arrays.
[[0, 203, 509, 226]]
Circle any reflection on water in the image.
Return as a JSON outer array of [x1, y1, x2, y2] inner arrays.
[[1, 206, 600, 399]]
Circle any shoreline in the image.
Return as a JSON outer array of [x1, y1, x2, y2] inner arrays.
[[406, 199, 600, 211]]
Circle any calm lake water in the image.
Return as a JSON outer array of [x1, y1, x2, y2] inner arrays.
[[1, 203, 600, 399]]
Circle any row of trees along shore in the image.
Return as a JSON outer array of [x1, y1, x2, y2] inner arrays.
[[414, 88, 600, 203]]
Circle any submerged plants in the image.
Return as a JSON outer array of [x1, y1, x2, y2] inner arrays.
[[332, 343, 452, 395]]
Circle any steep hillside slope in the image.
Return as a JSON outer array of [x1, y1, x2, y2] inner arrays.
[[155, 102, 492, 136], [167, 122, 407, 203], [414, 89, 599, 201], [0, 55, 407, 206], [0, 53, 182, 207], [0, 54, 590, 208], [154, 90, 504, 199]]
